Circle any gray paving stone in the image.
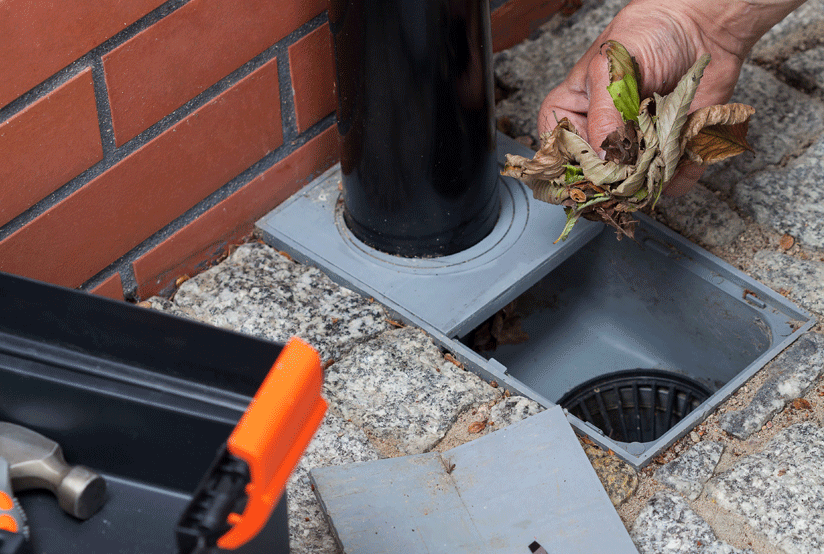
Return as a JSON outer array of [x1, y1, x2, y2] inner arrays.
[[154, 242, 390, 361], [631, 489, 753, 554], [701, 64, 824, 195], [782, 46, 824, 93], [750, 0, 824, 64], [493, 0, 627, 141], [751, 250, 824, 316], [487, 395, 543, 429], [656, 184, 745, 247], [654, 441, 725, 500], [734, 135, 824, 249], [718, 333, 824, 440], [707, 422, 824, 554], [287, 412, 381, 554], [324, 327, 500, 455]]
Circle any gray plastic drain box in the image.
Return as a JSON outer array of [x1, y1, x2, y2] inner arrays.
[[258, 133, 815, 468], [461, 213, 815, 463]]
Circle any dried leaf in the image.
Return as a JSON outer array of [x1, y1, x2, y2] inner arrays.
[[601, 120, 640, 165], [655, 54, 711, 183], [682, 104, 755, 164], [501, 119, 577, 184], [681, 103, 755, 147], [791, 398, 811, 410], [685, 123, 753, 164], [612, 143, 658, 196], [558, 128, 633, 186], [569, 188, 587, 202], [603, 40, 642, 87], [468, 421, 486, 434], [528, 180, 569, 203]]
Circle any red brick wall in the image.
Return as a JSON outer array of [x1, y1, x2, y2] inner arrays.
[[0, 0, 563, 301]]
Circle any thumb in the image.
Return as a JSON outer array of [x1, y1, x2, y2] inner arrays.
[[585, 52, 625, 153]]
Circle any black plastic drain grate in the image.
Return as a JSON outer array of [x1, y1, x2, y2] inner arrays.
[[559, 370, 713, 444]]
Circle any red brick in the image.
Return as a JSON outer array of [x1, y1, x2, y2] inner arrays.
[[491, 2, 529, 53], [0, 70, 103, 228], [527, 0, 568, 33], [491, 0, 564, 52], [290, 23, 336, 132], [90, 273, 124, 300], [133, 125, 339, 299], [0, 0, 166, 108], [0, 59, 283, 289], [103, 0, 327, 145]]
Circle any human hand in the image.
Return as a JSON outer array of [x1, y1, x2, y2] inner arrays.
[[538, 0, 750, 196]]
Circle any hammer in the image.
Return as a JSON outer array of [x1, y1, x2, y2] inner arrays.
[[0, 423, 106, 520]]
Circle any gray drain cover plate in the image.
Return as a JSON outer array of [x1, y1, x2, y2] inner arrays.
[[256, 134, 600, 338], [310, 405, 638, 554]]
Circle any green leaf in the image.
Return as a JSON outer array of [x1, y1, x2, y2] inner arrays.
[[554, 195, 611, 243], [564, 164, 584, 183], [654, 54, 711, 183], [603, 41, 642, 122], [555, 207, 580, 244], [607, 74, 640, 122]]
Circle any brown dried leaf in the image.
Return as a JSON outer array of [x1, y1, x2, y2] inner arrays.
[[601, 120, 640, 165], [569, 188, 587, 202], [682, 103, 755, 165], [779, 233, 795, 250], [501, 119, 577, 184], [468, 421, 487, 434], [603, 40, 641, 89], [655, 54, 710, 182], [792, 398, 811, 410], [557, 128, 632, 186], [528, 180, 569, 204]]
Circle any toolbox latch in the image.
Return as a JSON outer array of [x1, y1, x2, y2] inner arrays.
[[176, 337, 327, 552]]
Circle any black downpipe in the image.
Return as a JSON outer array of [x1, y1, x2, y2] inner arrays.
[[328, 0, 500, 257]]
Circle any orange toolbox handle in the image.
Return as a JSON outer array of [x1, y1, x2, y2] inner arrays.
[[218, 336, 327, 549]]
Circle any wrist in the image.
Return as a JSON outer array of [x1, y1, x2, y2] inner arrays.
[[673, 0, 807, 58]]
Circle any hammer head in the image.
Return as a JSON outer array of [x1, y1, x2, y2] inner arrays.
[[0, 423, 106, 520]]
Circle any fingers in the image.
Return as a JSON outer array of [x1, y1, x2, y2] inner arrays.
[[584, 51, 625, 154], [537, 100, 588, 138], [663, 162, 705, 197], [538, 79, 591, 138]]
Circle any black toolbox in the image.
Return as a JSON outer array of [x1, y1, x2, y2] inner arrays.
[[0, 271, 305, 553]]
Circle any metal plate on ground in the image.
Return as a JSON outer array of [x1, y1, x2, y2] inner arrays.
[[256, 134, 600, 338], [310, 405, 639, 554]]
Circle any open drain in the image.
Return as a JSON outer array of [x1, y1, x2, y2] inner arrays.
[[559, 370, 713, 445]]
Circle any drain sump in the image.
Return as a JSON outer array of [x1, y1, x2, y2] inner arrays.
[[559, 369, 712, 445], [458, 211, 814, 466]]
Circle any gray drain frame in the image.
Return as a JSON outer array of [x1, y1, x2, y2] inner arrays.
[[257, 133, 815, 468]]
